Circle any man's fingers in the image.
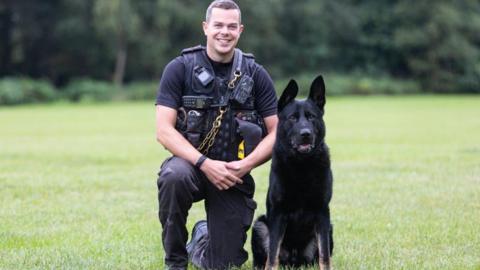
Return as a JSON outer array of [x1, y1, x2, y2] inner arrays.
[[222, 177, 237, 187], [207, 162, 244, 189], [220, 173, 242, 185], [214, 175, 241, 190], [227, 174, 243, 185], [216, 183, 228, 190]]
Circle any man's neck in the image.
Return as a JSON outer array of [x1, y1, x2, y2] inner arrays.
[[206, 48, 234, 63]]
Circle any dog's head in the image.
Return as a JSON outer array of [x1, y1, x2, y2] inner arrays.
[[276, 75, 326, 155]]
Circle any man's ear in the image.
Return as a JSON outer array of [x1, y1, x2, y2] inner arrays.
[[202, 21, 208, 36], [308, 75, 326, 109], [278, 79, 298, 112]]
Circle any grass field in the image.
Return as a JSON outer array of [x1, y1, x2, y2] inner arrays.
[[1, 96, 479, 269]]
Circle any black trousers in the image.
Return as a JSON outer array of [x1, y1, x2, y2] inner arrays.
[[157, 156, 257, 269]]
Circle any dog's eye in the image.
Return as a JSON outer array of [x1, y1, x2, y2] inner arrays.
[[288, 115, 297, 121], [305, 112, 316, 120]]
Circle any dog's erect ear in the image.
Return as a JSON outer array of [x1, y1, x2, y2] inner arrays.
[[308, 75, 326, 109], [278, 79, 298, 112]]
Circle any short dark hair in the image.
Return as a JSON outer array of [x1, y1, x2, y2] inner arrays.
[[205, 0, 241, 23]]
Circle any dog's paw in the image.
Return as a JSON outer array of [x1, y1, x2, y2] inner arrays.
[[320, 261, 332, 270], [318, 261, 333, 270]]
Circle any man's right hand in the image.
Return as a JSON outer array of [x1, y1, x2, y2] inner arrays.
[[199, 158, 243, 190]]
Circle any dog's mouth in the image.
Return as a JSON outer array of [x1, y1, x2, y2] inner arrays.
[[291, 140, 315, 154], [297, 143, 314, 153]]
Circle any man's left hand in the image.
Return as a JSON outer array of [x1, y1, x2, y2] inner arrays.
[[226, 159, 253, 179]]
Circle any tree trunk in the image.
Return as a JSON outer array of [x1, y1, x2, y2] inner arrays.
[[0, 1, 13, 75], [113, 40, 127, 87], [112, 0, 128, 87]]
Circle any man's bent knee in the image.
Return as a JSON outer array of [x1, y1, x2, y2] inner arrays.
[[157, 157, 196, 192]]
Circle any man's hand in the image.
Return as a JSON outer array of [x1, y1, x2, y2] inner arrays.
[[226, 159, 253, 179], [200, 158, 243, 190]]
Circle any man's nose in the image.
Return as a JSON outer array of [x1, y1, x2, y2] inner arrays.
[[220, 26, 229, 34]]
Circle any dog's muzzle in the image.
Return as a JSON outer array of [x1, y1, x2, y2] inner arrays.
[[292, 128, 315, 154]]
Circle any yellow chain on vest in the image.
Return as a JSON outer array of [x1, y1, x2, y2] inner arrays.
[[197, 106, 227, 155], [196, 71, 242, 155]]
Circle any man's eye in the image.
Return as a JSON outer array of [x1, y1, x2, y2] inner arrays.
[[228, 25, 237, 30]]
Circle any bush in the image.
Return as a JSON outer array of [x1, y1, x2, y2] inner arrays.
[[123, 81, 159, 101], [274, 73, 421, 96], [0, 74, 424, 106], [0, 77, 58, 105], [64, 79, 120, 102], [334, 75, 421, 95]]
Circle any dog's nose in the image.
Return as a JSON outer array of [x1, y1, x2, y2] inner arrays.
[[300, 128, 312, 138]]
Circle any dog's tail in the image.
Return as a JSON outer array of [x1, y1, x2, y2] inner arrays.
[[251, 215, 268, 269]]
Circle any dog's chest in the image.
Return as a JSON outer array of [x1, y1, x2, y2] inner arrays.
[[283, 188, 324, 210], [274, 165, 330, 207]]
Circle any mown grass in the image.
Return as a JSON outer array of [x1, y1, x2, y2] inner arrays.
[[1, 96, 479, 269]]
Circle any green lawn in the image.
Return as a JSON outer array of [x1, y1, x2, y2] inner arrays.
[[1, 96, 479, 269]]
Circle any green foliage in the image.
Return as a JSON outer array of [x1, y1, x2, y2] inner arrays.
[[123, 81, 158, 101], [64, 78, 120, 102], [0, 77, 57, 105], [394, 0, 480, 93], [63, 79, 157, 102], [275, 74, 421, 97], [1, 0, 480, 93], [327, 74, 421, 95]]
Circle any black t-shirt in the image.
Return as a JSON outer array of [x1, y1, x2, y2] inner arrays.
[[156, 54, 277, 118]]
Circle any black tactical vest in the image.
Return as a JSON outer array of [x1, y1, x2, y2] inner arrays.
[[176, 45, 265, 161]]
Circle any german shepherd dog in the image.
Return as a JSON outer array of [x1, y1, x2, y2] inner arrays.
[[251, 75, 333, 270]]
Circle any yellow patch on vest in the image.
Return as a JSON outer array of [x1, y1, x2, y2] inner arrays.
[[238, 140, 245, 159]]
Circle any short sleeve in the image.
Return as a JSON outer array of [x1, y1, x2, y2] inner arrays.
[[155, 57, 185, 109], [253, 65, 278, 118]]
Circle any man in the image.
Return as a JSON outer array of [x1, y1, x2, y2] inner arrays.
[[155, 0, 278, 269]]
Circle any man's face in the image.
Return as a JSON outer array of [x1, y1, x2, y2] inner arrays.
[[203, 8, 243, 62]]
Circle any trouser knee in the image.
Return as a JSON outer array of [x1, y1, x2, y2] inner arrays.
[[157, 157, 196, 196], [157, 157, 203, 223]]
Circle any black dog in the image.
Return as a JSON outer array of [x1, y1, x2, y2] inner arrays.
[[251, 75, 333, 270]]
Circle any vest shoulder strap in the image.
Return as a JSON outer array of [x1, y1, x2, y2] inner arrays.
[[181, 45, 204, 55], [243, 52, 255, 59]]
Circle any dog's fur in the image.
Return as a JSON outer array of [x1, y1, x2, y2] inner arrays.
[[251, 75, 333, 270]]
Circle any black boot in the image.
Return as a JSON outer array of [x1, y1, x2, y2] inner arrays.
[[186, 220, 208, 259]]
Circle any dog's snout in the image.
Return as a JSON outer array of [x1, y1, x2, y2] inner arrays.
[[300, 128, 312, 137]]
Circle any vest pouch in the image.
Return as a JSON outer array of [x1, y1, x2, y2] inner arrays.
[[186, 109, 207, 148], [175, 107, 187, 134], [234, 110, 265, 159], [231, 75, 254, 104], [235, 110, 267, 137], [192, 66, 214, 94]]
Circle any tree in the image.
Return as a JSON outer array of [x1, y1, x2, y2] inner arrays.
[[394, 0, 480, 92], [0, 0, 13, 75], [93, 0, 140, 86]]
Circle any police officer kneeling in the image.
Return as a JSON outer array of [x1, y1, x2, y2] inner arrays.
[[155, 1, 278, 269]]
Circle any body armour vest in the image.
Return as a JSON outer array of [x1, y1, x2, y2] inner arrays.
[[175, 45, 265, 162]]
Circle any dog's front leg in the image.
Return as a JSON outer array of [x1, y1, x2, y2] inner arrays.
[[265, 213, 286, 270], [316, 215, 332, 270]]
